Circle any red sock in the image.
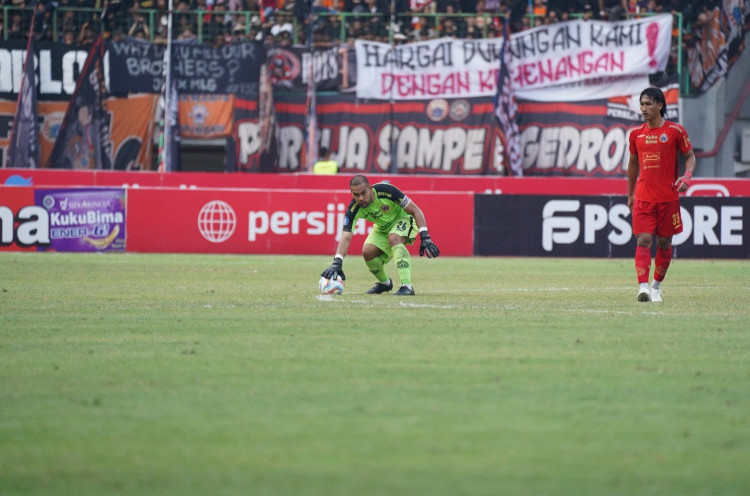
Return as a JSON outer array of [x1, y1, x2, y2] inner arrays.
[[654, 247, 672, 282], [635, 246, 651, 284]]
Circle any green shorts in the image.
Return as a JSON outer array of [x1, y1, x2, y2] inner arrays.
[[364, 215, 418, 256]]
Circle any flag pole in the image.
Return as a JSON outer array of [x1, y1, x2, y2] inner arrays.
[[162, 0, 174, 171]]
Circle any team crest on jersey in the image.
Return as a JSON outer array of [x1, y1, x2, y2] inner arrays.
[[381, 205, 390, 212], [660, 134, 668, 143]]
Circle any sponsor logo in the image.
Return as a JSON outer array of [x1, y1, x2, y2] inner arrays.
[[198, 200, 236, 243], [0, 205, 51, 247], [685, 184, 730, 197], [248, 203, 364, 242], [541, 200, 744, 251]]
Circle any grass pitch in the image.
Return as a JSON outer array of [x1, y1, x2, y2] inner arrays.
[[1, 253, 749, 496]]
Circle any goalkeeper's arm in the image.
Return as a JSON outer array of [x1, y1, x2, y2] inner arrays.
[[321, 231, 353, 280], [404, 199, 439, 258]]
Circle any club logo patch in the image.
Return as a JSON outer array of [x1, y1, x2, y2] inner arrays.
[[660, 133, 668, 143], [426, 99, 449, 122]]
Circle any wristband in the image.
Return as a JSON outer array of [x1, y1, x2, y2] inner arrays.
[[419, 227, 428, 233], [334, 254, 343, 261], [684, 171, 693, 179]]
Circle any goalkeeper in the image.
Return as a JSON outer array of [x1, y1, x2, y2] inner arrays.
[[321, 175, 440, 296]]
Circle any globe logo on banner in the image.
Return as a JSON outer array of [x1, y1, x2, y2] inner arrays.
[[198, 200, 236, 243]]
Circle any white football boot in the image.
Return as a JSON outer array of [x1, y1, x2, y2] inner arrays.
[[650, 285, 662, 302], [637, 283, 650, 302]]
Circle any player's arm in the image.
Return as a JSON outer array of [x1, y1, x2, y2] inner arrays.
[[403, 200, 428, 230], [321, 203, 357, 280], [675, 148, 696, 192], [321, 231, 352, 281], [626, 152, 639, 211], [404, 199, 440, 258]]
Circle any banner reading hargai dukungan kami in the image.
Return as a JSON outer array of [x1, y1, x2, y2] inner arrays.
[[355, 14, 673, 101]]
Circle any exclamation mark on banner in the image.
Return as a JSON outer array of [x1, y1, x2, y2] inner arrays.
[[647, 23, 659, 68]]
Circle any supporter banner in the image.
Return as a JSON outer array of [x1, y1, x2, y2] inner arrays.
[[0, 41, 89, 101], [106, 95, 158, 170], [267, 45, 347, 92], [475, 195, 749, 258], [235, 92, 502, 174], [508, 15, 672, 91], [0, 96, 157, 171], [1, 100, 64, 169], [125, 188, 474, 256], [516, 74, 649, 102], [356, 38, 504, 100], [169, 41, 264, 98], [356, 15, 671, 100], [107, 40, 265, 98], [517, 79, 679, 177], [106, 39, 165, 94], [232, 96, 263, 172], [178, 94, 234, 139]]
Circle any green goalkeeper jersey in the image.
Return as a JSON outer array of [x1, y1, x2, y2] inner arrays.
[[342, 183, 411, 233]]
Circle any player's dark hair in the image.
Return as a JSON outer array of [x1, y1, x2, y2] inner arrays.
[[640, 87, 666, 117], [319, 146, 328, 156], [350, 175, 369, 188]]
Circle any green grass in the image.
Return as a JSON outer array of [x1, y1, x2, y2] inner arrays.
[[1, 253, 749, 496]]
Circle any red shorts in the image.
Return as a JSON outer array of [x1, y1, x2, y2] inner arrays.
[[632, 200, 684, 237]]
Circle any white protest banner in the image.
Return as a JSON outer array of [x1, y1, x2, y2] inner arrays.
[[516, 74, 650, 102], [509, 14, 672, 91], [356, 14, 672, 100], [355, 38, 504, 100]]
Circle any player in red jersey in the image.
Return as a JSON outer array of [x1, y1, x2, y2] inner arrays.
[[627, 87, 696, 302]]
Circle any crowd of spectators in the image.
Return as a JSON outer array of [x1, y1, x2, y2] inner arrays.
[[0, 0, 724, 59]]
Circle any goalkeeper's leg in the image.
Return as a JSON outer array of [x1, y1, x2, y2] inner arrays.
[[365, 252, 391, 283], [391, 243, 411, 287]]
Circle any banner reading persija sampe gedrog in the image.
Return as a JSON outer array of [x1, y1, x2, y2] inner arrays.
[[355, 15, 672, 101]]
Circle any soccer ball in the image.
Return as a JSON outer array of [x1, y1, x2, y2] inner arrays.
[[319, 276, 344, 295]]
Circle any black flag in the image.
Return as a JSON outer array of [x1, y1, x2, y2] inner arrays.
[[46, 35, 111, 169], [6, 11, 40, 169], [494, 18, 523, 176]]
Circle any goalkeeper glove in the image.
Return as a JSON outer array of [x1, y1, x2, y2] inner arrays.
[[674, 170, 692, 191], [321, 256, 345, 281], [419, 230, 440, 258]]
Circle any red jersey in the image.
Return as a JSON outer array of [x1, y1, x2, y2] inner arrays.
[[629, 120, 692, 202]]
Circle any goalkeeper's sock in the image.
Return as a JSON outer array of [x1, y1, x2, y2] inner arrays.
[[392, 243, 412, 286], [653, 247, 672, 283], [635, 245, 651, 284], [365, 257, 389, 283]]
